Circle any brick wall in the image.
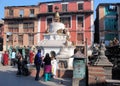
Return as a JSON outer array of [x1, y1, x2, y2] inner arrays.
[[88, 66, 106, 86]]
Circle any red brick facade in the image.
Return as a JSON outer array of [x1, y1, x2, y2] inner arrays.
[[3, 0, 93, 50], [38, 0, 93, 46]]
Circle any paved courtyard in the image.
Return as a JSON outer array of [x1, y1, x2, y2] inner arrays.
[[0, 66, 72, 86]]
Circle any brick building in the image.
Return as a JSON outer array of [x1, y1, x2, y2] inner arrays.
[[0, 20, 4, 38], [95, 3, 120, 45], [3, 5, 39, 50], [3, 0, 94, 50]]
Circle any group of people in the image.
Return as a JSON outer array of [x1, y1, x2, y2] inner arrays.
[[2, 48, 58, 82], [34, 49, 58, 81], [2, 49, 35, 66], [2, 49, 36, 76]]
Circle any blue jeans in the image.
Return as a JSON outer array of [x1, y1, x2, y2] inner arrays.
[[35, 64, 41, 80]]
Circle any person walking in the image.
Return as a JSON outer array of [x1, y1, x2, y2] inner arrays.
[[21, 56, 30, 76], [34, 49, 42, 81], [11, 49, 16, 66], [16, 52, 23, 75], [50, 51, 57, 78], [43, 53, 51, 81]]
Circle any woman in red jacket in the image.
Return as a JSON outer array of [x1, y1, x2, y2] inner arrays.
[[29, 50, 34, 64], [3, 51, 9, 66]]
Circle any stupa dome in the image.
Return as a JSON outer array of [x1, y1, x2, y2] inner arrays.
[[49, 22, 65, 33]]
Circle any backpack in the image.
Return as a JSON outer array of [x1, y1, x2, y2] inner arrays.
[[34, 53, 42, 65]]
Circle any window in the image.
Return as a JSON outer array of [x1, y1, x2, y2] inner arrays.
[[30, 9, 34, 17], [29, 34, 34, 45], [19, 9, 24, 17], [48, 5, 53, 12], [78, 3, 83, 10], [105, 6, 117, 15], [77, 16, 84, 31], [77, 33, 84, 45], [0, 30, 1, 34], [61, 16, 71, 28], [105, 33, 118, 40], [8, 22, 19, 32], [9, 9, 13, 16], [105, 18, 118, 31], [8, 35, 13, 45], [47, 17, 52, 29], [23, 22, 34, 32], [62, 4, 68, 12], [0, 27, 2, 34], [0, 38, 3, 51], [18, 35, 23, 45]]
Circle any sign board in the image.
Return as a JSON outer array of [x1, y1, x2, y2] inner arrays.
[[73, 59, 86, 78]]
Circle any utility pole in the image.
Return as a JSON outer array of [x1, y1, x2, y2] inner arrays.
[[85, 38, 88, 64]]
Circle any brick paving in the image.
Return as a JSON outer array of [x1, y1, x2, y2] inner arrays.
[[0, 66, 72, 86]]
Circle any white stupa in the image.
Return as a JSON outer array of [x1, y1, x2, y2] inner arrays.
[[39, 11, 75, 69]]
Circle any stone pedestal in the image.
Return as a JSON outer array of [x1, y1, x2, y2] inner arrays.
[[94, 56, 113, 79], [88, 66, 106, 86], [72, 78, 86, 86]]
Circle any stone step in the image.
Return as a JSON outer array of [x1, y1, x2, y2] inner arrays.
[[106, 79, 120, 86]]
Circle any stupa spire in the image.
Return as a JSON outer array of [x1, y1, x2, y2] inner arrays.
[[54, 6, 60, 22]]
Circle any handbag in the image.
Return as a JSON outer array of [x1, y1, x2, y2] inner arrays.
[[41, 62, 44, 68]]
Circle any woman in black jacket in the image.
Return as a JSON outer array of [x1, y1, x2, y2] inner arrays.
[[43, 53, 51, 81]]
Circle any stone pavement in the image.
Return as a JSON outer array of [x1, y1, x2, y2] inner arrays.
[[0, 66, 72, 86]]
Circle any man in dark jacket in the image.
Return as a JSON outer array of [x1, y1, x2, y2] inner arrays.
[[34, 49, 42, 81]]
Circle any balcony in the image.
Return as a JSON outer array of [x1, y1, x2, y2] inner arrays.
[[23, 29, 34, 33], [3, 16, 37, 20], [9, 28, 19, 33], [37, 10, 93, 17]]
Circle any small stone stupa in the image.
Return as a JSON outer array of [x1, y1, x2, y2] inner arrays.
[[94, 42, 113, 79]]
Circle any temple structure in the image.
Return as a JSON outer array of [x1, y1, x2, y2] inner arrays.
[[39, 9, 75, 69]]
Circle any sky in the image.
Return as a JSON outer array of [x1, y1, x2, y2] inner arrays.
[[0, 0, 120, 20]]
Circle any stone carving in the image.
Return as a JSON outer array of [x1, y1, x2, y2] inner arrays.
[[109, 37, 119, 47], [99, 42, 106, 56]]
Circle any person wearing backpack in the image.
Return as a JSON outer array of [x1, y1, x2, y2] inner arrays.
[[34, 49, 42, 81]]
